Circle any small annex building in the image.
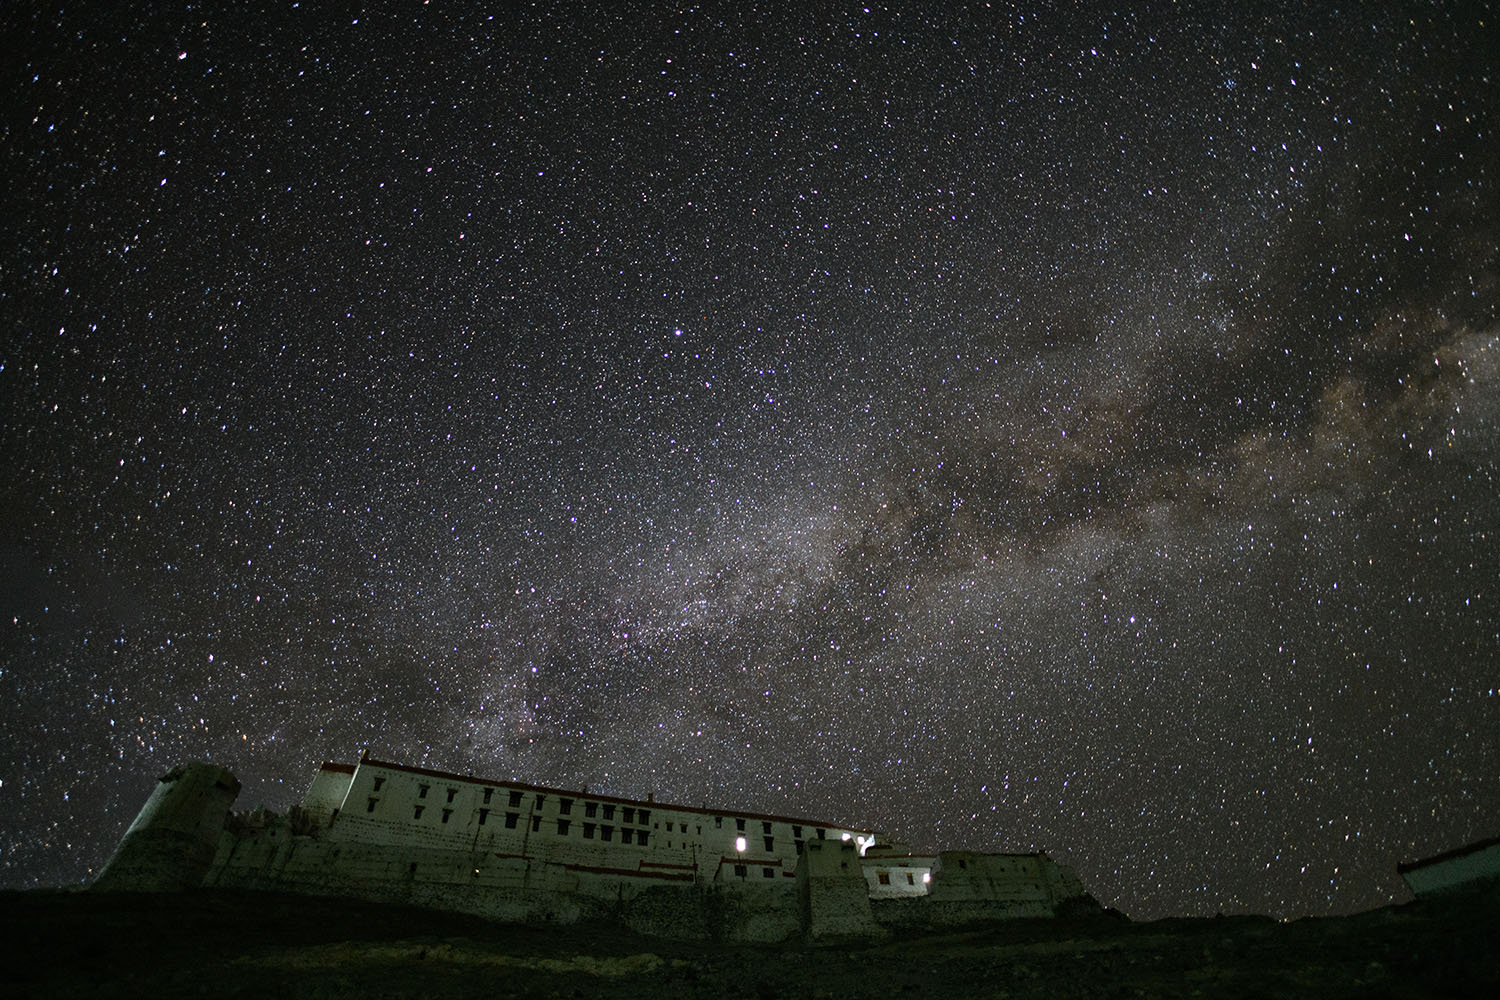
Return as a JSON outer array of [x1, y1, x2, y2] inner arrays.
[[1398, 836, 1500, 900], [95, 754, 1095, 942]]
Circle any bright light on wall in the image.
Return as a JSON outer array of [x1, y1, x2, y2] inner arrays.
[[922, 872, 931, 884], [840, 832, 852, 841], [735, 836, 747, 853]]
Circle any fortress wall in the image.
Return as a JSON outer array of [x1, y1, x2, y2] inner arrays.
[[926, 852, 1058, 904], [205, 822, 806, 940], [871, 895, 1057, 931], [797, 839, 881, 941], [93, 762, 241, 892]]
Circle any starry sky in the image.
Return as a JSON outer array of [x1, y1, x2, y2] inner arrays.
[[2, 1, 1497, 920]]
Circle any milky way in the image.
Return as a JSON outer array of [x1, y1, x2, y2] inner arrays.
[[2, 2, 1496, 918]]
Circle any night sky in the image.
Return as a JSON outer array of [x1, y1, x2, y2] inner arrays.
[[3, 2, 1496, 920]]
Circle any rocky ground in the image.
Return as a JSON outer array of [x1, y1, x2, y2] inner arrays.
[[2, 886, 1495, 998]]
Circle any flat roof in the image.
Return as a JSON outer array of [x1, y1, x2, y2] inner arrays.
[[1397, 834, 1500, 873], [324, 758, 877, 835]]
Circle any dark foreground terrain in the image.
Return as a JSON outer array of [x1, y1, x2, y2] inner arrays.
[[2, 887, 1495, 998]]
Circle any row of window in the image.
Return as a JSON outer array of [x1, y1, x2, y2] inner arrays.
[[366, 773, 843, 847]]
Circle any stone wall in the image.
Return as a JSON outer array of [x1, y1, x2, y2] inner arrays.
[[93, 762, 241, 892]]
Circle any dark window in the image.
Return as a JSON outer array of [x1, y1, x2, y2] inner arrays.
[[409, 862, 418, 874], [906, 873, 915, 885], [418, 784, 429, 799], [585, 801, 597, 818], [583, 823, 595, 839], [413, 805, 424, 819], [623, 807, 635, 824], [441, 809, 452, 824], [508, 790, 523, 808], [534, 794, 545, 809], [639, 809, 650, 825], [792, 825, 802, 837], [794, 839, 805, 854], [372, 777, 385, 792], [878, 871, 890, 885], [505, 812, 519, 828], [482, 787, 493, 804], [762, 821, 772, 835], [601, 826, 613, 842], [446, 788, 457, 803], [637, 831, 649, 847], [479, 808, 490, 825], [531, 815, 541, 832], [557, 819, 570, 835], [366, 798, 377, 813], [559, 798, 573, 815], [603, 804, 615, 820], [715, 816, 723, 829], [735, 818, 746, 832], [734, 864, 747, 878], [619, 829, 633, 845], [764, 836, 774, 852], [816, 829, 826, 840], [762, 868, 774, 878]]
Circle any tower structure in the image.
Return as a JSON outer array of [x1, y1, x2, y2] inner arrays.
[[93, 762, 241, 891]]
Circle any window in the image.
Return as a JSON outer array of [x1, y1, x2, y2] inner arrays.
[[638, 809, 650, 825], [446, 788, 457, 803], [734, 864, 747, 878], [583, 823, 595, 839], [601, 826, 613, 842], [413, 805, 424, 819], [482, 787, 493, 804], [557, 819, 570, 835], [792, 825, 802, 837], [441, 809, 452, 824], [735, 818, 746, 832], [508, 790, 523, 808], [762, 868, 774, 878], [906, 873, 915, 885], [762, 821, 772, 835], [505, 812, 519, 828], [877, 871, 890, 885], [366, 798, 377, 813], [531, 816, 541, 832], [418, 784, 430, 799], [603, 804, 615, 820], [715, 816, 723, 829], [764, 836, 774, 852], [534, 794, 545, 809], [816, 829, 826, 840], [794, 839, 804, 855], [619, 829, 633, 845], [559, 798, 573, 815], [479, 809, 490, 825], [637, 831, 649, 847], [372, 777, 385, 792], [623, 807, 635, 824], [409, 862, 418, 874], [584, 801, 597, 818]]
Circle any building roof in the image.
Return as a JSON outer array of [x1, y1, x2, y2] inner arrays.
[[324, 757, 877, 835], [1396, 834, 1500, 873]]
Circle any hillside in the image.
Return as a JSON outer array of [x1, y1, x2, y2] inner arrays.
[[2, 887, 1495, 998]]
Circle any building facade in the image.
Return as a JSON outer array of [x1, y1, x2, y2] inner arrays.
[[97, 755, 1094, 942]]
